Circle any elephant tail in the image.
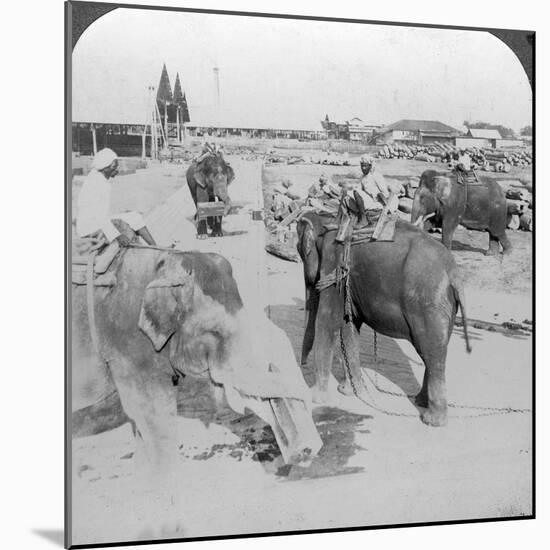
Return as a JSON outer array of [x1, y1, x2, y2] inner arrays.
[[452, 277, 472, 353]]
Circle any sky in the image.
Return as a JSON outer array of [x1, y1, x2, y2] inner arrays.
[[72, 8, 532, 132]]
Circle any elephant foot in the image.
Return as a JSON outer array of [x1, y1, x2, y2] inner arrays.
[[502, 246, 513, 256], [485, 248, 498, 257], [311, 385, 330, 405], [414, 391, 429, 408], [211, 231, 223, 238], [337, 380, 355, 396], [420, 407, 448, 427], [196, 233, 208, 240]]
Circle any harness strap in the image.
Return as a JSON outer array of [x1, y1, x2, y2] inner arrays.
[[86, 251, 106, 364]]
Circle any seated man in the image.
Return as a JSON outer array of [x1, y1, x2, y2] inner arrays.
[[356, 154, 398, 212], [76, 148, 157, 247], [454, 152, 478, 185]]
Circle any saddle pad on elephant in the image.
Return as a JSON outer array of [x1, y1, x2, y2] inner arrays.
[[352, 211, 397, 243], [320, 209, 397, 243], [71, 265, 117, 287], [454, 170, 484, 186], [72, 238, 120, 286]]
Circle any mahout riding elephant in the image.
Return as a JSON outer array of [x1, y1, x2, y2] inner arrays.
[[296, 211, 471, 427], [411, 169, 511, 255], [186, 149, 235, 238]]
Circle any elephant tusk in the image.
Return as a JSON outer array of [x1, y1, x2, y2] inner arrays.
[[414, 212, 435, 227]]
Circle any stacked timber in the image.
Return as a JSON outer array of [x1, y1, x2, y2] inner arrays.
[[376, 142, 533, 171], [503, 185, 533, 232]]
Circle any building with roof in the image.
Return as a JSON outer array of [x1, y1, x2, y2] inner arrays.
[[321, 115, 380, 141], [373, 119, 459, 145], [460, 128, 502, 148], [466, 128, 502, 140]]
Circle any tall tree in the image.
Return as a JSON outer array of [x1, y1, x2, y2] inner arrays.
[[181, 92, 190, 123], [156, 63, 173, 106], [173, 73, 184, 107], [520, 125, 532, 136], [156, 63, 173, 135]]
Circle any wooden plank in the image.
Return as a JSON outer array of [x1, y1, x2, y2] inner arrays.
[[267, 363, 323, 465]]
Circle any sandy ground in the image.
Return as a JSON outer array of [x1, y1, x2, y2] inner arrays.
[[70, 156, 532, 546]]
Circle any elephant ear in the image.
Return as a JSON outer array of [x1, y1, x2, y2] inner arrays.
[[434, 176, 453, 205], [225, 163, 235, 185], [193, 165, 208, 189], [298, 219, 315, 257], [138, 260, 195, 351]]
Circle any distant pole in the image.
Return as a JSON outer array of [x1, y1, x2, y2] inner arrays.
[[164, 103, 168, 144], [213, 67, 220, 106], [176, 107, 180, 143], [91, 126, 97, 155]]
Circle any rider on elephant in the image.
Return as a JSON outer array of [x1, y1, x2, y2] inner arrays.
[[334, 155, 397, 242], [76, 148, 157, 247], [357, 154, 398, 212], [454, 152, 479, 185]]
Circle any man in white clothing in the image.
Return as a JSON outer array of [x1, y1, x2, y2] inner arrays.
[[76, 148, 156, 246]]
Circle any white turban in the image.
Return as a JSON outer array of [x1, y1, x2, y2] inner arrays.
[[92, 148, 117, 171], [360, 154, 374, 165]]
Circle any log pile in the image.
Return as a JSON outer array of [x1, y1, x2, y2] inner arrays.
[[376, 142, 532, 172], [504, 184, 533, 232]]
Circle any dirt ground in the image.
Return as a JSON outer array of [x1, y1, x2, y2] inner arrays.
[[70, 154, 533, 546]]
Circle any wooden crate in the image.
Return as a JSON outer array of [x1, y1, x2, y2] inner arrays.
[[196, 201, 226, 221]]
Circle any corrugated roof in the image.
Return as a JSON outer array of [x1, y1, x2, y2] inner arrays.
[[468, 128, 502, 139], [379, 119, 458, 134]]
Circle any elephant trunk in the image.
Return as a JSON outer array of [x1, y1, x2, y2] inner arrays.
[[213, 179, 232, 214], [410, 194, 424, 226], [301, 285, 319, 365]]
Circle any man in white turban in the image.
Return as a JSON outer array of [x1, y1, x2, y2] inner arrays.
[[76, 148, 156, 246], [356, 154, 397, 212]]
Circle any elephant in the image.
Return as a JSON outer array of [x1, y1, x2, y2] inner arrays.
[[72, 246, 246, 537], [186, 150, 235, 238], [296, 211, 471, 427], [72, 247, 245, 470], [410, 169, 511, 255], [72, 242, 317, 537]]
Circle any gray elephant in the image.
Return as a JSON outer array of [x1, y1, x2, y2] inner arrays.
[[72, 248, 244, 471], [186, 149, 235, 238], [72, 242, 318, 482], [297, 211, 471, 427], [411, 169, 511, 255]]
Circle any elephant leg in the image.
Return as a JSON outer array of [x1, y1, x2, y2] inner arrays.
[[441, 217, 457, 250], [499, 233, 513, 255], [415, 371, 429, 408], [415, 346, 448, 427], [108, 358, 184, 538], [110, 357, 179, 472], [337, 319, 363, 397], [196, 218, 209, 238], [486, 233, 500, 256], [411, 319, 449, 426], [211, 216, 223, 237], [311, 290, 342, 404]]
